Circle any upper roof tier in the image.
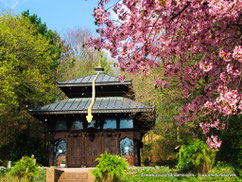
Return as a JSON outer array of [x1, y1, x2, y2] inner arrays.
[[58, 67, 131, 87], [58, 67, 132, 98]]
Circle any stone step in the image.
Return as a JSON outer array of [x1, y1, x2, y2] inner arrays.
[[58, 179, 88, 182], [46, 168, 95, 182], [59, 172, 88, 179]]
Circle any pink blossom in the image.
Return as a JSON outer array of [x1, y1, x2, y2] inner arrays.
[[183, 90, 189, 98], [206, 135, 222, 149], [232, 46, 242, 63], [220, 72, 226, 82], [200, 61, 213, 72], [204, 101, 213, 110], [200, 122, 210, 134], [226, 63, 233, 74], [88, 0, 241, 149], [219, 49, 231, 62], [118, 74, 124, 83], [154, 79, 170, 88], [200, 119, 226, 134], [95, 7, 104, 16]]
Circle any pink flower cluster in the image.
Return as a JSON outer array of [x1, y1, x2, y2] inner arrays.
[[118, 74, 124, 83], [200, 119, 226, 134], [93, 6, 110, 25], [175, 96, 204, 126], [204, 87, 241, 116], [206, 135, 222, 150], [232, 46, 242, 63], [154, 79, 170, 88], [88, 0, 241, 149], [199, 60, 213, 72]]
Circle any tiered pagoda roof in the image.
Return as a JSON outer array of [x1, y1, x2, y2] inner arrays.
[[30, 67, 154, 115]]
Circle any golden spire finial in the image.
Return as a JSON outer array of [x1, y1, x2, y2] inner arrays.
[[98, 59, 102, 67]]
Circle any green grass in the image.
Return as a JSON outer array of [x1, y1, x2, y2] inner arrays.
[[127, 164, 241, 182], [0, 167, 46, 182], [0, 176, 29, 182], [1, 163, 240, 182]]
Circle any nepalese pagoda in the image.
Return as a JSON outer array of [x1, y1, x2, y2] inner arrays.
[[29, 66, 155, 167]]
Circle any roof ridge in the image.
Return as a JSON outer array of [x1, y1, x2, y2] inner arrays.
[[57, 72, 131, 85]]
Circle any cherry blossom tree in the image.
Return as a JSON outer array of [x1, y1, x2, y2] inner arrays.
[[87, 0, 241, 149]]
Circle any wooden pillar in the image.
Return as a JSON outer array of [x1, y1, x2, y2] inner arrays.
[[115, 133, 119, 155], [49, 141, 54, 166], [82, 133, 85, 167], [85, 132, 87, 167]]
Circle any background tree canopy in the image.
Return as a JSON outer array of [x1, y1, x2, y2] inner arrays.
[[58, 27, 114, 83], [0, 13, 60, 164]]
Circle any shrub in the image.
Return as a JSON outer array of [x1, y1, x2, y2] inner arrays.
[[32, 167, 46, 182], [9, 155, 41, 181], [0, 167, 10, 178], [177, 139, 216, 174], [91, 152, 129, 182]]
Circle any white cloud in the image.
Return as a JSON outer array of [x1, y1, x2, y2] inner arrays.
[[0, 0, 20, 10], [11, 0, 19, 9]]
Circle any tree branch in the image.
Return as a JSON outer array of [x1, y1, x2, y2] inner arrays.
[[170, 2, 191, 22]]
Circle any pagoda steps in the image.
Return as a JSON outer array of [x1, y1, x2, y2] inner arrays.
[[46, 168, 95, 182]]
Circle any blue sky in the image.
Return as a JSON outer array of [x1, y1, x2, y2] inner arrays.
[[0, 0, 99, 37]]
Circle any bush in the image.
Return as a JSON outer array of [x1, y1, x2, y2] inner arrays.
[[91, 152, 129, 182], [177, 139, 216, 174], [32, 167, 46, 182], [9, 155, 41, 181], [0, 167, 10, 178]]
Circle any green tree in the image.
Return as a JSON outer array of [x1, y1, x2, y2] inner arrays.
[[0, 13, 59, 164], [125, 68, 194, 163], [22, 10, 63, 67]]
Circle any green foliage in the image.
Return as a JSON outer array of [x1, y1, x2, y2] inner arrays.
[[0, 130, 49, 166], [0, 167, 10, 178], [91, 152, 129, 182], [216, 115, 242, 167], [9, 156, 40, 181], [32, 167, 46, 182], [0, 12, 59, 164], [127, 166, 180, 182], [58, 27, 114, 84], [98, 51, 114, 75], [0, 13, 58, 112], [177, 139, 216, 174], [0, 175, 29, 182], [58, 51, 114, 82], [127, 166, 240, 182], [22, 10, 63, 63], [0, 166, 45, 182], [126, 68, 192, 163]]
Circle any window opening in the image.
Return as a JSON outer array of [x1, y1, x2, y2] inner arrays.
[[120, 119, 133, 129], [55, 120, 67, 130], [71, 120, 83, 130], [104, 119, 117, 129]]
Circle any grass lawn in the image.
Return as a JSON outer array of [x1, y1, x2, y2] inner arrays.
[[127, 164, 241, 182]]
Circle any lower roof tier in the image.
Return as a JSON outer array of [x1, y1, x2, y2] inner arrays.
[[29, 97, 154, 115]]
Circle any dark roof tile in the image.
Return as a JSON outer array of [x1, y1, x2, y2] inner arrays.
[[30, 97, 154, 115]]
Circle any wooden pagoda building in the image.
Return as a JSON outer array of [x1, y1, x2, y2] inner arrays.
[[30, 66, 154, 167]]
